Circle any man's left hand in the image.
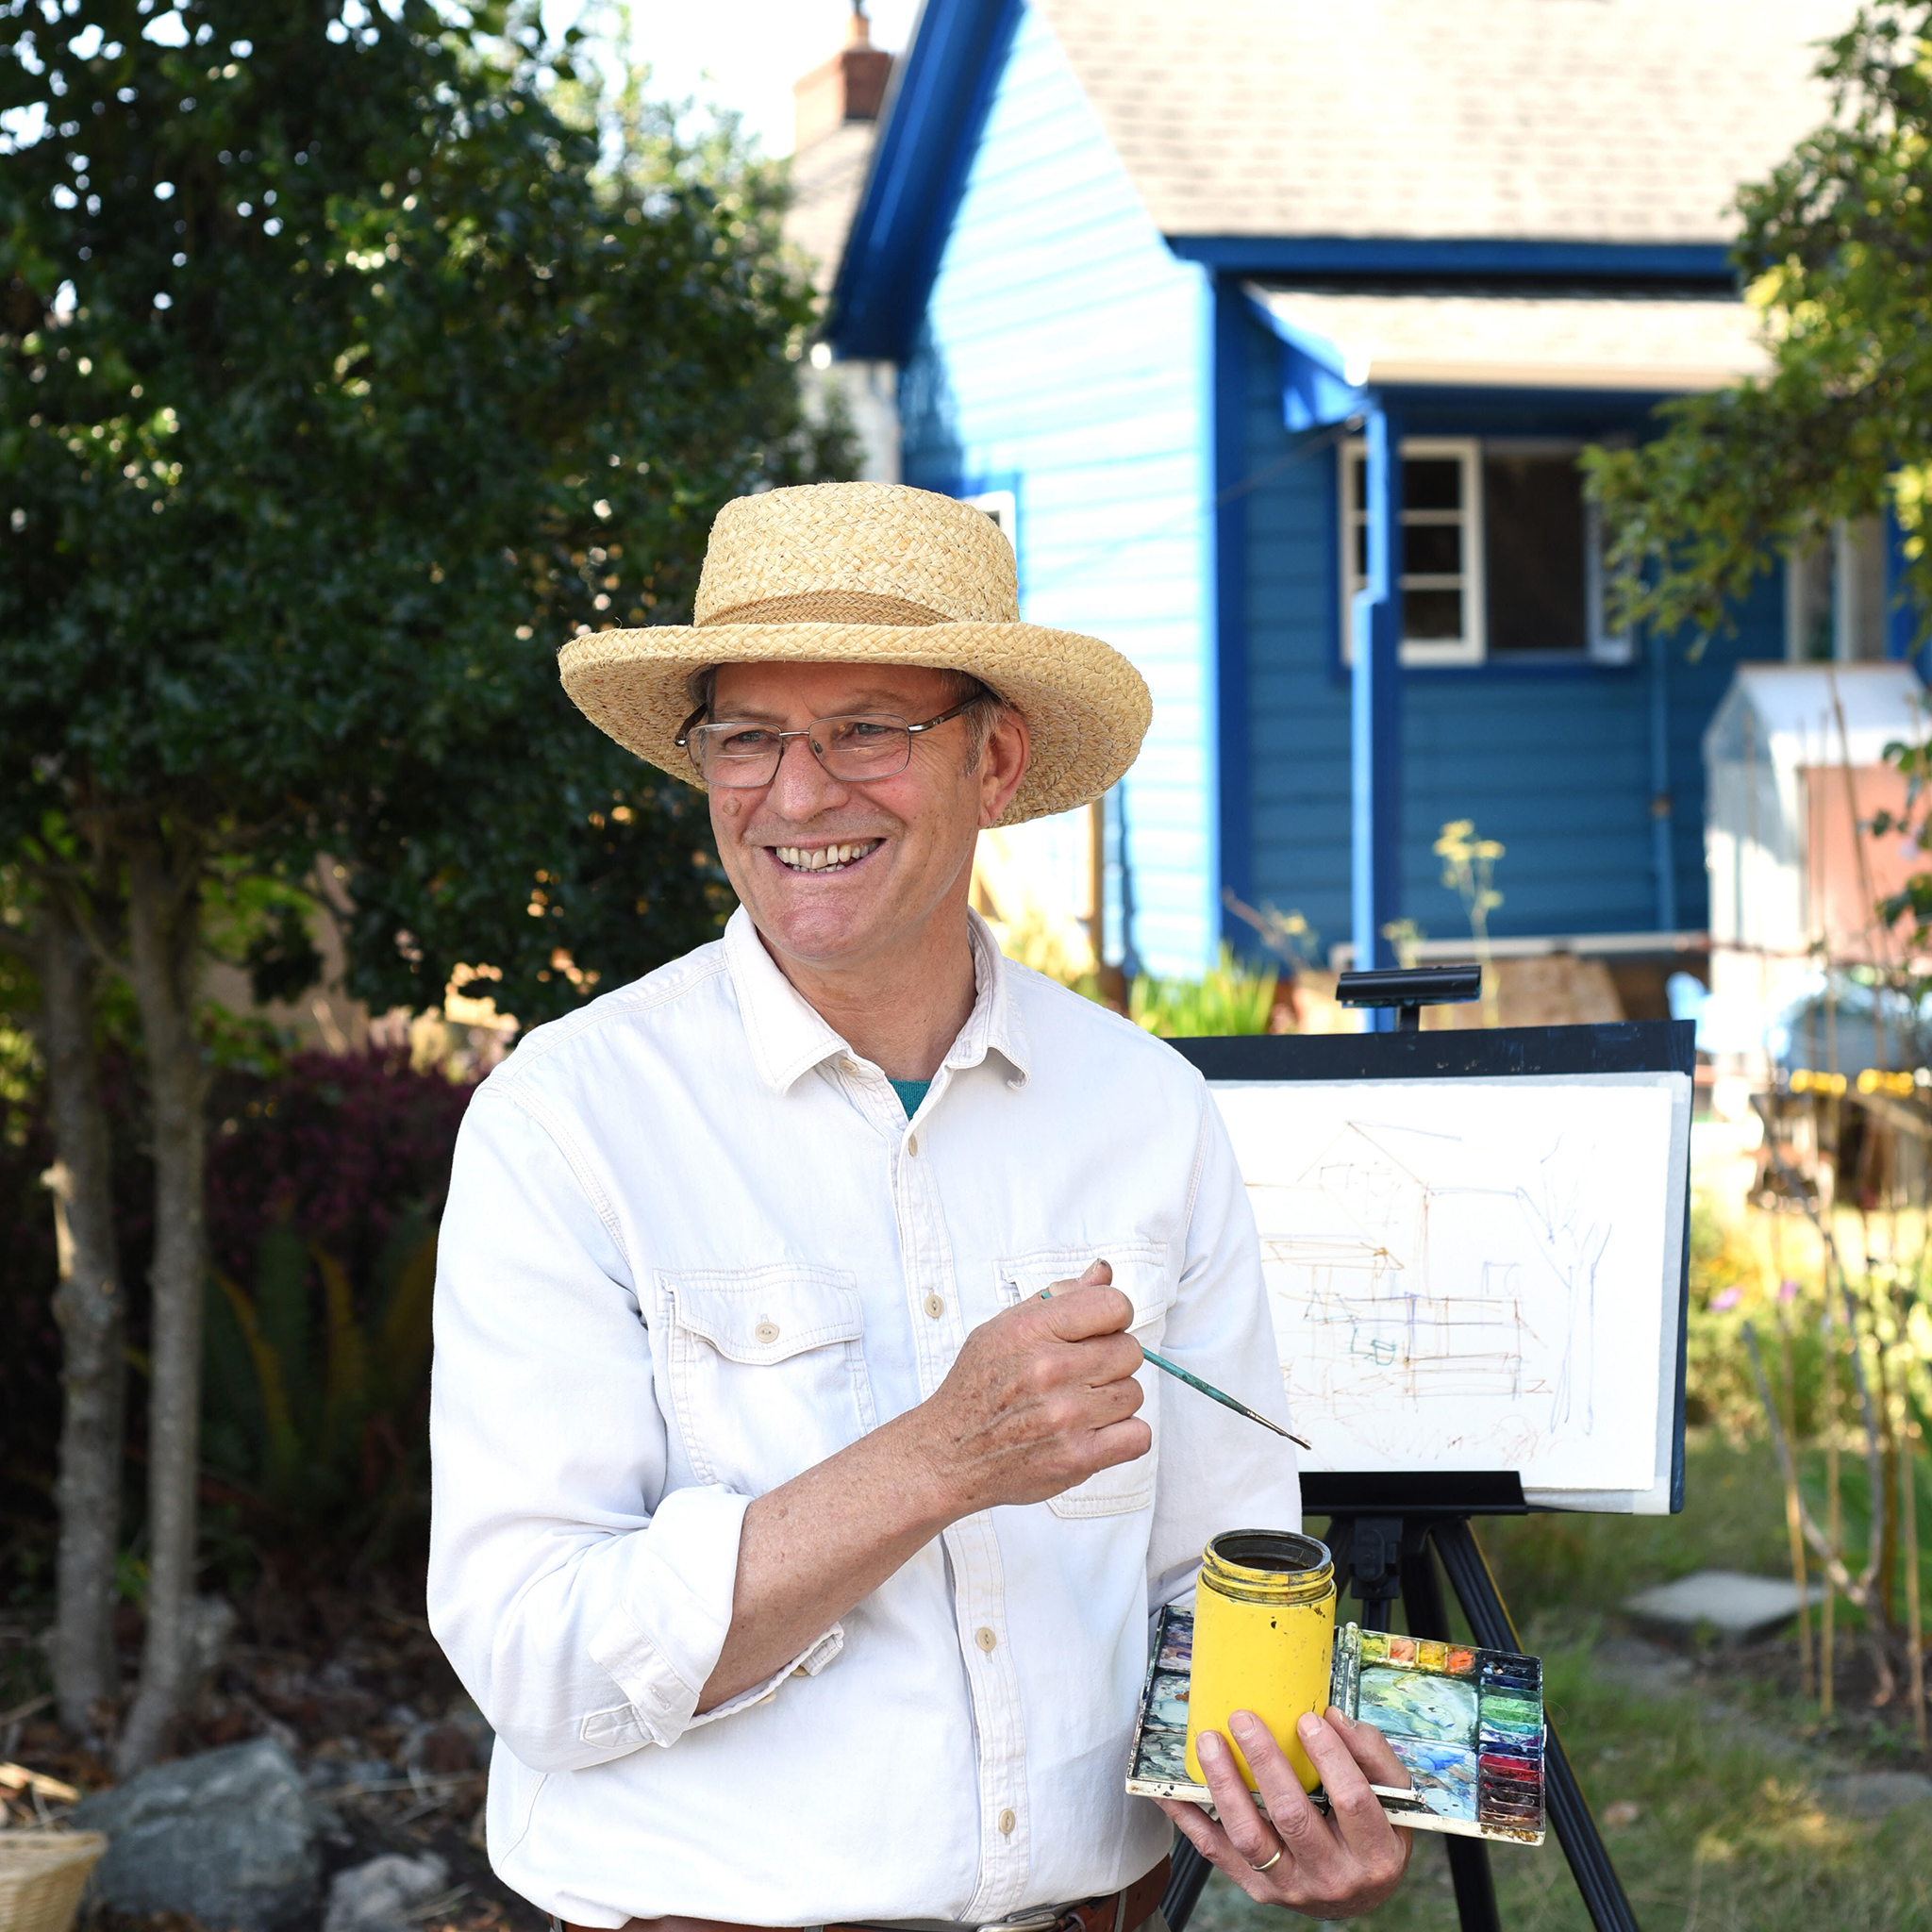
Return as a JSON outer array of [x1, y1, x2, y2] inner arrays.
[[1156, 1707, 1412, 1919]]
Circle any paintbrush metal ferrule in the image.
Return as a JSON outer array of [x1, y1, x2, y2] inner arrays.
[[1036, 1288, 1311, 1451]]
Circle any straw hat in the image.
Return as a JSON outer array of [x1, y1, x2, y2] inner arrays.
[[558, 481, 1151, 827]]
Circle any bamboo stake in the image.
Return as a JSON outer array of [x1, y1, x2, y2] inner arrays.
[[1824, 1309, 1840, 1718], [1761, 1213, 1815, 1698], [1898, 1332, 1926, 1748]]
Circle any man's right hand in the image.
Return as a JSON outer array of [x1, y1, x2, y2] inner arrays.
[[912, 1259, 1150, 1514]]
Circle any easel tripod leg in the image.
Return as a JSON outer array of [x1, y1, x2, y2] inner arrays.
[[1398, 1540, 1502, 1932], [1429, 1520, 1641, 1932], [1159, 1840, 1213, 1932]]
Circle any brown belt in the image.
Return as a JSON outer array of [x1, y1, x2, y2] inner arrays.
[[560, 1854, 1171, 1932]]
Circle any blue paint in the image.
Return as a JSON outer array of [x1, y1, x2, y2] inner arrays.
[[1648, 629, 1677, 932], [1213, 275, 1253, 947], [1353, 400, 1404, 993], [1164, 236, 1736, 282]]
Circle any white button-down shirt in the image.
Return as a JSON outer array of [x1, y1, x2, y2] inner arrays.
[[428, 908, 1301, 1927]]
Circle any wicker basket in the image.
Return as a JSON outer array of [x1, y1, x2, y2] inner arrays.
[[0, 1832, 108, 1932]]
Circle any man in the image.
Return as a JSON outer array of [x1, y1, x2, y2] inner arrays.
[[428, 482, 1411, 1930]]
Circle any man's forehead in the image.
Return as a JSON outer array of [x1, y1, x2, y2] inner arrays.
[[711, 660, 957, 715]]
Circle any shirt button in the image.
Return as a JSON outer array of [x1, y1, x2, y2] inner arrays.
[[998, 1808, 1016, 1836], [841, 1058, 859, 1074], [754, 1320, 780, 1343], [924, 1293, 945, 1320], [907, 1133, 920, 1157], [975, 1625, 997, 1653]]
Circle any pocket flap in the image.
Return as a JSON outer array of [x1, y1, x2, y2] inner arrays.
[[997, 1241, 1172, 1328], [662, 1264, 862, 1365]]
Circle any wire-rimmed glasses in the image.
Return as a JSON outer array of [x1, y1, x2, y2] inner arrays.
[[674, 691, 986, 788]]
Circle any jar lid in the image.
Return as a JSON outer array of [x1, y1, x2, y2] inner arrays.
[[1200, 1529, 1335, 1604]]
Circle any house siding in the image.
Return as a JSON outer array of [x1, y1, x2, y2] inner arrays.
[[1239, 307, 1785, 957], [896, 0, 1215, 974]]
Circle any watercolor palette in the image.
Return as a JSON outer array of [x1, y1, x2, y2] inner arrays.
[[1124, 1605, 1545, 1845]]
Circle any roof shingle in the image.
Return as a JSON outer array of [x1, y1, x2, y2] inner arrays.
[[1037, 0, 1853, 243]]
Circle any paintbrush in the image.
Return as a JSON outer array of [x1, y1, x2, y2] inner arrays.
[[1035, 1288, 1312, 1450]]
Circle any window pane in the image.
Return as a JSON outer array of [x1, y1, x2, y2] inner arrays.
[[1404, 458, 1461, 512], [1404, 524, 1462, 575], [1484, 453, 1587, 653], [1354, 524, 1368, 576], [1404, 588, 1463, 640], [1351, 456, 1367, 512]]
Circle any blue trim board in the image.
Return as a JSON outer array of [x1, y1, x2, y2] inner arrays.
[[827, 0, 1023, 362], [1212, 274, 1253, 947], [1352, 399, 1404, 1001], [1165, 237, 1737, 283]]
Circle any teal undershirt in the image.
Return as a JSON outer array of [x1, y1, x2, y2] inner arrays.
[[889, 1077, 932, 1120]]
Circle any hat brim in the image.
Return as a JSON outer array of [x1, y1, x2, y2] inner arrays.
[[558, 621, 1152, 828]]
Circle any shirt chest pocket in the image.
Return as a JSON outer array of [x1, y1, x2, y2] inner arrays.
[[996, 1240, 1173, 1519], [659, 1264, 877, 1495]]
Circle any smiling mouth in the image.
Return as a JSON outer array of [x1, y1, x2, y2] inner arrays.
[[771, 840, 884, 874]]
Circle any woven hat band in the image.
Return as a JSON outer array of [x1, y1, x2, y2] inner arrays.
[[698, 591, 947, 628]]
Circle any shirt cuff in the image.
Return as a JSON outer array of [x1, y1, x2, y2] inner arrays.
[[580, 1484, 844, 1750]]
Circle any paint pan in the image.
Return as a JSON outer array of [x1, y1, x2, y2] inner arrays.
[[1126, 1603, 1545, 1845]]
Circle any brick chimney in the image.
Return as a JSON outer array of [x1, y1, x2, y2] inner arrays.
[[792, 2, 892, 153]]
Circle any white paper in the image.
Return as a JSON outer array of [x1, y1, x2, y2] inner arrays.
[[1209, 1074, 1685, 1498]]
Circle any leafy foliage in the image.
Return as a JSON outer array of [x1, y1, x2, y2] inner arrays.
[[203, 1215, 437, 1567], [0, 0, 847, 1018], [1128, 945, 1278, 1038], [1582, 3, 1932, 646]]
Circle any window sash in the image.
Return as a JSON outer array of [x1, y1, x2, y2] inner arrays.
[[1340, 437, 1485, 667]]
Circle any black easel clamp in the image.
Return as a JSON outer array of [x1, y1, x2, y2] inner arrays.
[[1338, 963, 1483, 1033]]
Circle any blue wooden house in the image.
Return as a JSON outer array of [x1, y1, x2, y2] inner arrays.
[[818, 0, 1908, 988]]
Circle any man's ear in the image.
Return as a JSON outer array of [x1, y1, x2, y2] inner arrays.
[[977, 708, 1030, 827]]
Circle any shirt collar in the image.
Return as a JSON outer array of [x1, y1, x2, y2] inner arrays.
[[724, 905, 1032, 1095]]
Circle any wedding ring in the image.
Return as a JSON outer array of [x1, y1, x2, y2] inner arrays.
[[1250, 1847, 1284, 1873]]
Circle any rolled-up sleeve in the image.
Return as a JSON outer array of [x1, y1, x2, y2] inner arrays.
[[1145, 1084, 1304, 1618], [427, 1089, 840, 1772]]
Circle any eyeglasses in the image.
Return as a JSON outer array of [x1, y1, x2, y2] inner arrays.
[[674, 691, 988, 789]]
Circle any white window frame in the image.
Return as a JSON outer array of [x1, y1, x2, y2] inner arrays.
[[968, 488, 1018, 555], [1340, 437, 1485, 667]]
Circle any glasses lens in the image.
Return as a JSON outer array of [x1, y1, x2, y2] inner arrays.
[[697, 724, 782, 786], [816, 716, 911, 779]]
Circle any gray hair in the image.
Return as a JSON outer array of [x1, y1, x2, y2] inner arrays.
[[684, 665, 1014, 773]]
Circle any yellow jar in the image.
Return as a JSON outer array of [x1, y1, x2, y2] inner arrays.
[[1184, 1529, 1336, 1793]]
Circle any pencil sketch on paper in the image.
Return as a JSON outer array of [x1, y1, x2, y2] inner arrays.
[[1208, 1077, 1673, 1494], [1246, 1124, 1611, 1441]]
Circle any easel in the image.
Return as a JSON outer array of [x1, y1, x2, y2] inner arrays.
[[1160, 969, 1657, 1932]]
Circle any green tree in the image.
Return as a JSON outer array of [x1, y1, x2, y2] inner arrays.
[[1583, 4, 1932, 644], [2, 0, 841, 1768]]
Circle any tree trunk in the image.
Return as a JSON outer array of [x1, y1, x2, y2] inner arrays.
[[34, 895, 126, 1740], [115, 839, 208, 1775]]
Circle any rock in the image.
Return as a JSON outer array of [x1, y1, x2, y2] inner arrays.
[[322, 1852, 450, 1932], [1819, 1770, 1932, 1819], [1622, 1570, 1827, 1643], [73, 1736, 321, 1932]]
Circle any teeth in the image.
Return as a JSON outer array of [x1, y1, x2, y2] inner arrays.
[[774, 841, 880, 872]]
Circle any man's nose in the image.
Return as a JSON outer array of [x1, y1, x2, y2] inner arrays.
[[766, 729, 850, 814]]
